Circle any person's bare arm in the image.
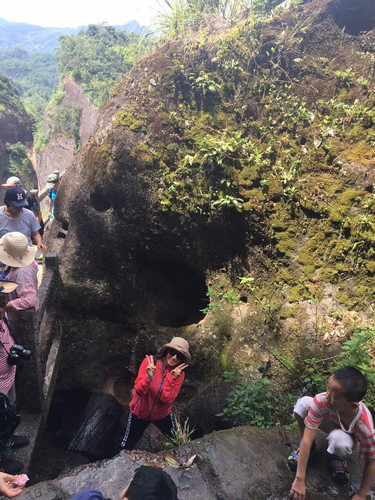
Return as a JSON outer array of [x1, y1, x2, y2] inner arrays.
[[32, 231, 47, 252], [47, 197, 52, 218], [352, 459, 375, 500], [290, 426, 317, 500]]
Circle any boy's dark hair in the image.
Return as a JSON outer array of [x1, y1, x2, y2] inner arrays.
[[332, 366, 367, 402], [125, 466, 178, 500], [0, 294, 7, 307]]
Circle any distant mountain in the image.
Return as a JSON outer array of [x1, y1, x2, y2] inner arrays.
[[0, 18, 146, 53]]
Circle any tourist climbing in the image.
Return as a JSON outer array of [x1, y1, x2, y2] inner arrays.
[[0, 292, 30, 475], [0, 233, 39, 345], [2, 177, 44, 238], [0, 188, 46, 253], [289, 366, 375, 500], [46, 171, 60, 221]]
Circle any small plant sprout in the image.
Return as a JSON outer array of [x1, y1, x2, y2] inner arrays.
[[165, 413, 195, 448], [239, 276, 258, 293]]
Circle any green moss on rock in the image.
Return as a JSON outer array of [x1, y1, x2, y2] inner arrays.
[[114, 110, 147, 133]]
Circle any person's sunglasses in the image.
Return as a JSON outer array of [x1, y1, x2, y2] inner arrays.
[[168, 348, 183, 360]]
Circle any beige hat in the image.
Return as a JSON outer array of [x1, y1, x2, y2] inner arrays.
[[159, 337, 191, 364], [0, 232, 36, 268], [0, 281, 19, 293]]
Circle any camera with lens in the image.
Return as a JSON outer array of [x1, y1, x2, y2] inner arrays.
[[7, 344, 32, 365]]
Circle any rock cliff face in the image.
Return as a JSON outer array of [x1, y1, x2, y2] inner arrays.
[[36, 78, 99, 189], [53, 0, 374, 403]]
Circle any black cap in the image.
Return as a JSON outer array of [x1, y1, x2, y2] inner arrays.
[[4, 187, 28, 208]]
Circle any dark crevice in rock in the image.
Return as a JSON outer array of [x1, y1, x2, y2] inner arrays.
[[89, 190, 112, 212], [136, 255, 207, 327], [332, 0, 375, 35], [45, 389, 91, 446], [29, 389, 92, 483]]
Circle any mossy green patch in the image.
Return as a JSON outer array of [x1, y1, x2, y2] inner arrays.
[[275, 233, 297, 256], [114, 110, 147, 133], [130, 143, 156, 169], [344, 141, 374, 166], [84, 136, 114, 184], [288, 284, 309, 303], [364, 260, 375, 274]]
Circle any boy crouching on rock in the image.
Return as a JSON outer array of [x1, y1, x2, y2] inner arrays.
[[288, 366, 375, 500]]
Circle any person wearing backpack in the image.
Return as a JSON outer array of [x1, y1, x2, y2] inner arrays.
[[120, 337, 190, 450]]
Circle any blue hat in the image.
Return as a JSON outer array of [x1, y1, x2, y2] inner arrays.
[[4, 187, 28, 208]]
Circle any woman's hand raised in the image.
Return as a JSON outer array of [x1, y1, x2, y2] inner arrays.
[[171, 363, 188, 379], [146, 355, 156, 378]]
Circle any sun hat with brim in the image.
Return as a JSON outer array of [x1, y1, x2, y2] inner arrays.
[[2, 176, 21, 187], [158, 337, 191, 364], [4, 187, 28, 208], [0, 232, 36, 268], [0, 281, 19, 293]]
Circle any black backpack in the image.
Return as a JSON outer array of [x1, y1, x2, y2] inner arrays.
[[25, 191, 40, 213], [0, 393, 20, 448]]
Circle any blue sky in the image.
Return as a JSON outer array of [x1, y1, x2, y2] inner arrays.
[[0, 0, 166, 27]]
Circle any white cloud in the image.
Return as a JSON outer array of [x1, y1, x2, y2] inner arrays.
[[0, 0, 165, 28]]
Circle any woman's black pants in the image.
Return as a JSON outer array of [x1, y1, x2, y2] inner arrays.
[[120, 412, 175, 450]]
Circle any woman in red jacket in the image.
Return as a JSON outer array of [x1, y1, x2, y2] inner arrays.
[[120, 337, 190, 450]]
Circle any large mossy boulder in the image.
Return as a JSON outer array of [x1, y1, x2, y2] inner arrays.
[[54, 0, 375, 397]]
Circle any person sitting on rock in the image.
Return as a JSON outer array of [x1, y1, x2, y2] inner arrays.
[[289, 366, 375, 500], [0, 233, 38, 344], [120, 337, 190, 451], [0, 187, 46, 253], [69, 465, 178, 500]]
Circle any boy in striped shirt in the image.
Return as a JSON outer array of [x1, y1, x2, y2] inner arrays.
[[288, 366, 375, 500]]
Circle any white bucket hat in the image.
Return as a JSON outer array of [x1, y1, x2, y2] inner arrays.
[[0, 232, 36, 267], [159, 337, 191, 364]]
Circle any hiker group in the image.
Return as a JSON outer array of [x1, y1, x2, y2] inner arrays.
[[0, 173, 61, 492]]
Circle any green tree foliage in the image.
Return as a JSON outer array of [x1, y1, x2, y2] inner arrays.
[[0, 73, 25, 113], [5, 142, 37, 188], [0, 47, 58, 123], [52, 105, 82, 152], [58, 24, 151, 109]]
